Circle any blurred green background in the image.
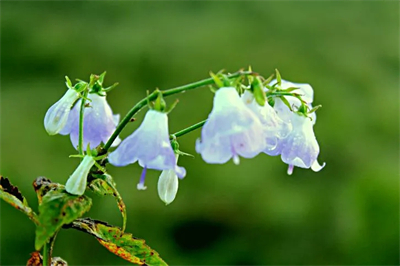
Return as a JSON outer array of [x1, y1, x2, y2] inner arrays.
[[1, 1, 399, 265]]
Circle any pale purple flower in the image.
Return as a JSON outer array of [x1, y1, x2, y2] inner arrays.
[[266, 79, 325, 174], [196, 87, 267, 165], [60, 93, 121, 150], [44, 89, 80, 135], [108, 110, 186, 190], [241, 90, 292, 152], [65, 155, 95, 195], [277, 113, 325, 175]]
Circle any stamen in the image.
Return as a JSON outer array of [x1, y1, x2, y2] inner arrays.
[[137, 167, 148, 190], [233, 155, 240, 165]]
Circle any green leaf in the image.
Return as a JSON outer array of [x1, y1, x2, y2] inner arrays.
[[35, 190, 92, 250], [89, 174, 127, 231], [0, 176, 38, 224], [67, 218, 167, 265]]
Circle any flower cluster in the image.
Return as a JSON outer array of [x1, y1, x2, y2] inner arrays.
[[196, 80, 324, 175], [43, 71, 325, 204]]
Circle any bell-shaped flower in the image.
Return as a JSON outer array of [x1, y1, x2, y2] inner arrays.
[[60, 93, 121, 150], [196, 87, 268, 165], [44, 88, 80, 135], [241, 90, 292, 151], [157, 155, 183, 205], [65, 155, 95, 195], [108, 109, 186, 190], [276, 112, 325, 175], [158, 169, 179, 205]]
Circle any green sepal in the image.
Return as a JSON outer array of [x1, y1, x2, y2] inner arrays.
[[35, 189, 92, 250], [0, 176, 38, 225], [88, 174, 127, 232], [65, 218, 168, 265], [209, 71, 224, 88], [98, 71, 107, 86], [275, 69, 282, 86], [279, 96, 293, 111], [309, 104, 322, 114], [153, 91, 167, 112], [65, 76, 73, 89], [251, 77, 266, 106], [267, 96, 275, 107], [262, 73, 275, 87]]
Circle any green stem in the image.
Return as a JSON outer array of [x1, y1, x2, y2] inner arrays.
[[42, 242, 50, 266], [78, 90, 89, 155], [170, 120, 207, 139], [102, 70, 254, 152]]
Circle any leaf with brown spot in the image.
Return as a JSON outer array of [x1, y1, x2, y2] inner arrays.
[[0, 176, 38, 224], [35, 190, 92, 250], [67, 218, 167, 265]]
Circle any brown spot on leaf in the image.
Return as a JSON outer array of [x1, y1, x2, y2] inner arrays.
[[0, 176, 24, 202]]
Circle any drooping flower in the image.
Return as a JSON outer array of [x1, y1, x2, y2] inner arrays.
[[60, 93, 121, 150], [108, 109, 186, 190], [157, 155, 183, 205], [277, 113, 325, 175], [265, 79, 325, 174], [241, 90, 292, 152], [44, 88, 80, 135], [65, 155, 95, 195], [158, 169, 179, 205], [196, 87, 268, 165]]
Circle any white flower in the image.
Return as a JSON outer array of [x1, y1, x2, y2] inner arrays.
[[158, 169, 179, 205], [65, 155, 95, 195], [44, 89, 79, 135], [196, 87, 267, 165], [241, 90, 292, 151]]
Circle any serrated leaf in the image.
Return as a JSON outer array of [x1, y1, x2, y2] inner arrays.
[[68, 218, 167, 265], [0, 176, 38, 224], [89, 174, 127, 231], [35, 190, 92, 250]]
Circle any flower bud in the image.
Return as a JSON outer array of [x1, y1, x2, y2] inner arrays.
[[157, 169, 179, 205], [65, 155, 95, 195], [44, 89, 79, 135]]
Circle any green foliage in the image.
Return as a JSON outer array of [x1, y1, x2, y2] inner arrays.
[[35, 189, 92, 250], [68, 218, 167, 265], [0, 176, 38, 224]]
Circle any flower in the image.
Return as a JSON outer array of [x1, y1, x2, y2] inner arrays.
[[157, 155, 182, 205], [241, 90, 292, 152], [108, 110, 186, 190], [158, 169, 179, 205], [60, 93, 121, 150], [44, 88, 80, 135], [266, 79, 325, 174], [277, 113, 325, 175], [65, 155, 95, 195], [196, 87, 268, 165]]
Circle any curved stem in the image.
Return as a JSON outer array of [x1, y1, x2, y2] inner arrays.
[[102, 71, 254, 152], [78, 90, 89, 155], [170, 120, 207, 139], [42, 242, 49, 266]]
